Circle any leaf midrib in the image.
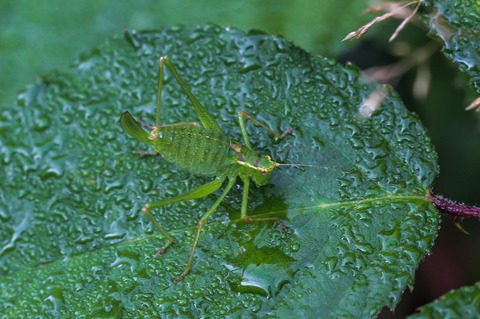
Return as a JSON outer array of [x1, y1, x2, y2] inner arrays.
[[3, 194, 430, 279]]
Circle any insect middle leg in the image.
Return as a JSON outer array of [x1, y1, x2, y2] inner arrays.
[[174, 177, 236, 283], [237, 112, 291, 229]]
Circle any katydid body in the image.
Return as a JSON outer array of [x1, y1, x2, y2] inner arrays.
[[120, 56, 292, 282]]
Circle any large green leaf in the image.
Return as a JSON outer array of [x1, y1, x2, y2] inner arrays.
[[409, 281, 480, 319], [0, 25, 439, 318], [420, 0, 480, 95]]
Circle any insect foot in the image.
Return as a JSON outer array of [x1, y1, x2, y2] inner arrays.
[[277, 220, 289, 232], [153, 247, 167, 258], [285, 127, 296, 136], [242, 216, 288, 231], [141, 204, 175, 258], [174, 271, 189, 283], [133, 150, 150, 157]]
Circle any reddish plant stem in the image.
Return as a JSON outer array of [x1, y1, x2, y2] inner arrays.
[[429, 189, 480, 222]]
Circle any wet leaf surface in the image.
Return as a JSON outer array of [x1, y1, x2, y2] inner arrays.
[[0, 25, 439, 318]]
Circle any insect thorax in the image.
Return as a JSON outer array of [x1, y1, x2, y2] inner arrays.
[[230, 143, 276, 178]]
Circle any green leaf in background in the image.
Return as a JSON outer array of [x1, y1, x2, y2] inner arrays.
[[0, 25, 439, 318], [409, 281, 480, 319], [419, 0, 480, 95]]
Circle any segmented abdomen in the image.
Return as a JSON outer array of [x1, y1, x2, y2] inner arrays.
[[154, 126, 233, 176]]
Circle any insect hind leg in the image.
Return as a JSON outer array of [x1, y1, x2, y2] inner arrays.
[[141, 176, 229, 282], [159, 55, 222, 133]]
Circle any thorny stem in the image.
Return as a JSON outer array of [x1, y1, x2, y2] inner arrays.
[[428, 190, 480, 233]]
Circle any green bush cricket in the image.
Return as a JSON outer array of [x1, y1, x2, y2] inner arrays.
[[120, 56, 294, 282]]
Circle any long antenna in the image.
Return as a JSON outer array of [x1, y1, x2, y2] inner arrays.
[[275, 163, 411, 193], [276, 163, 346, 174]]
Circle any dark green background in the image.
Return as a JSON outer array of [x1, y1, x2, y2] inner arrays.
[[1, 0, 479, 317]]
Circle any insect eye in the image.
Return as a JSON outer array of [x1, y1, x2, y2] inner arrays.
[[261, 169, 267, 175]]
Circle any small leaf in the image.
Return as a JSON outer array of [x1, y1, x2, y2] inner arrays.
[[0, 25, 439, 317], [409, 281, 480, 318]]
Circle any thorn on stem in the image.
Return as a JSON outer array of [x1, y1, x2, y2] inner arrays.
[[454, 222, 469, 235], [429, 189, 480, 232]]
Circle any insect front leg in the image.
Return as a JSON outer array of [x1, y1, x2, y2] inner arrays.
[[239, 176, 287, 230], [237, 111, 295, 149]]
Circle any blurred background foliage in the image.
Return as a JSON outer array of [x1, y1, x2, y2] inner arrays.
[[1, 0, 479, 317]]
